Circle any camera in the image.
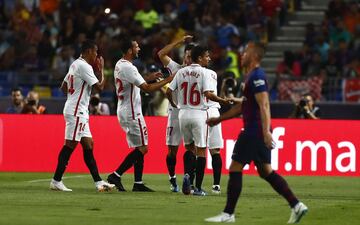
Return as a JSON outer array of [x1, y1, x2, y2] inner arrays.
[[223, 77, 237, 97], [27, 100, 37, 106], [299, 98, 308, 107]]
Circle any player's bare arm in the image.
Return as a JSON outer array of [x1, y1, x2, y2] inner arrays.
[[206, 101, 243, 127], [93, 56, 105, 91], [144, 71, 163, 82], [165, 87, 177, 108], [204, 90, 232, 105], [229, 96, 246, 104], [158, 35, 193, 66], [255, 91, 273, 149], [139, 74, 174, 93], [60, 81, 68, 94]]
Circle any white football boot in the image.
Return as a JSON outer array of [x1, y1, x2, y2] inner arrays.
[[50, 179, 72, 192]]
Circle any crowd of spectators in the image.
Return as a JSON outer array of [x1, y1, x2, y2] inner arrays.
[[0, 0, 290, 114], [275, 0, 360, 100]]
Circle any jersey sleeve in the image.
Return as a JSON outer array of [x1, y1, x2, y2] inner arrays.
[[79, 63, 99, 86], [168, 72, 178, 91], [251, 70, 268, 93], [127, 66, 146, 87], [202, 69, 213, 93], [166, 59, 181, 75]]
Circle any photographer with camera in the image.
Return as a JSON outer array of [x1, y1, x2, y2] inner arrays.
[[89, 93, 110, 115], [21, 91, 47, 114], [219, 71, 240, 114], [290, 94, 320, 119]]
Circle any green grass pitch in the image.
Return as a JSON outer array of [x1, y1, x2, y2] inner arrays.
[[0, 172, 359, 225]]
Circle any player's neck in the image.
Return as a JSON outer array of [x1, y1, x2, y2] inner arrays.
[[80, 54, 92, 64], [122, 54, 133, 62], [247, 62, 260, 73]]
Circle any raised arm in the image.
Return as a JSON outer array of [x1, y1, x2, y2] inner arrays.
[[93, 56, 105, 92], [158, 35, 193, 66], [139, 75, 174, 93]]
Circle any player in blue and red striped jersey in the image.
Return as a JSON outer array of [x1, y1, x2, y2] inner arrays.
[[205, 43, 308, 223]]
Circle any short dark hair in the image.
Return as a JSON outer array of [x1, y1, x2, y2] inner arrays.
[[184, 43, 195, 52], [11, 88, 22, 93], [120, 38, 134, 55], [81, 40, 97, 54], [191, 45, 208, 63]]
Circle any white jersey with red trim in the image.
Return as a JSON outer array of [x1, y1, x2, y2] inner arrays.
[[114, 59, 146, 119], [169, 64, 212, 110], [205, 68, 221, 109], [63, 57, 99, 118], [166, 59, 182, 109]]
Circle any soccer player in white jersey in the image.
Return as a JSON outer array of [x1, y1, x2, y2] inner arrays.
[[50, 40, 115, 192], [107, 38, 174, 192], [205, 68, 224, 194], [158, 35, 194, 192], [166, 45, 230, 196]]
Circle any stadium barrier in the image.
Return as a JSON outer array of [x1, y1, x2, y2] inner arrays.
[[0, 114, 358, 176]]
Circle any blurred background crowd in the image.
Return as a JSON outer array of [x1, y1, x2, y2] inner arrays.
[[0, 0, 359, 116]]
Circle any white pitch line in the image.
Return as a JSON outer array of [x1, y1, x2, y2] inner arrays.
[[27, 175, 90, 183]]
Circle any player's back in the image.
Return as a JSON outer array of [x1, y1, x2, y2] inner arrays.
[[114, 59, 144, 119], [173, 64, 210, 111], [63, 58, 98, 118]]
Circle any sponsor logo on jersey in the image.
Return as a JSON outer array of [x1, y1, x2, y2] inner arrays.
[[253, 79, 265, 87]]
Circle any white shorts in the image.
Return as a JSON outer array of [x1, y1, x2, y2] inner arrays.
[[179, 109, 208, 148], [118, 113, 148, 148], [207, 107, 224, 149], [166, 107, 182, 146], [64, 114, 92, 142]]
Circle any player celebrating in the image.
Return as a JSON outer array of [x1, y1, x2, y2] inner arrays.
[[205, 43, 308, 223], [158, 35, 194, 192], [107, 38, 174, 192], [166, 45, 230, 196], [50, 40, 115, 192]]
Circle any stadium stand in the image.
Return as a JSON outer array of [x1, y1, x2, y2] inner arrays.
[[0, 0, 359, 117]]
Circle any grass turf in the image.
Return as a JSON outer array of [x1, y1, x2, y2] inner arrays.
[[0, 172, 359, 225]]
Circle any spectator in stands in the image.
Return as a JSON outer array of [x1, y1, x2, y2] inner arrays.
[[52, 45, 75, 81], [59, 17, 77, 46], [290, 93, 321, 119], [305, 51, 323, 77], [6, 88, 24, 114], [323, 50, 341, 78], [89, 93, 110, 115], [315, 35, 330, 63], [343, 1, 360, 34], [258, 0, 283, 41], [105, 13, 121, 39], [158, 2, 177, 29], [304, 23, 318, 47], [276, 51, 302, 78], [216, 16, 240, 48], [21, 90, 47, 114], [327, 0, 347, 21], [335, 39, 354, 70], [343, 56, 360, 78], [330, 19, 352, 49], [134, 2, 159, 34]]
